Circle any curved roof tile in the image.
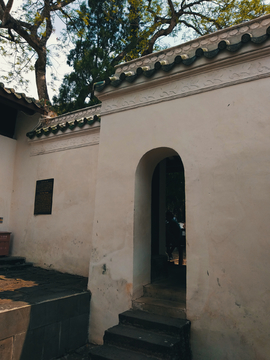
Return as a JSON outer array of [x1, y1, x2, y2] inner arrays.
[[95, 24, 270, 93], [0, 82, 46, 114]]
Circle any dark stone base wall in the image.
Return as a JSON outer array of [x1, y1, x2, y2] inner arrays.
[[0, 292, 90, 360]]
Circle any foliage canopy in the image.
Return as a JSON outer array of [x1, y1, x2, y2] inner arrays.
[[1, 0, 269, 109]]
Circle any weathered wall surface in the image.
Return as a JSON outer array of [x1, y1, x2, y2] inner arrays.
[[89, 15, 270, 358], [10, 112, 99, 277], [0, 134, 16, 232]]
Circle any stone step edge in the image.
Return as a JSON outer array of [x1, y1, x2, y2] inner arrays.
[[104, 324, 181, 357], [0, 262, 33, 270], [133, 296, 186, 309], [143, 289, 186, 302], [119, 309, 190, 335], [0, 256, 26, 264], [89, 344, 161, 360]]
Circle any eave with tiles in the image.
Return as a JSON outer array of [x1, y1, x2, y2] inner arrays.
[[27, 105, 101, 156], [94, 14, 270, 116], [0, 82, 46, 115]]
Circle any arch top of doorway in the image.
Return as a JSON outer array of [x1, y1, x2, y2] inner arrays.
[[135, 147, 184, 178]]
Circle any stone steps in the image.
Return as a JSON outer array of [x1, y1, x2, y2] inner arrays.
[[0, 256, 33, 271], [89, 310, 191, 360], [89, 264, 190, 359], [143, 282, 186, 302], [132, 266, 186, 319], [89, 344, 160, 360], [119, 310, 188, 336], [132, 296, 186, 319]]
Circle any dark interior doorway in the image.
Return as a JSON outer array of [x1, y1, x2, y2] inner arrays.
[[151, 155, 185, 282]]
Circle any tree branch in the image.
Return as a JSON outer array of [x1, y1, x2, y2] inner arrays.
[[50, 0, 76, 12], [1, 0, 13, 26], [183, 10, 223, 30], [178, 19, 203, 36], [167, 0, 176, 15]]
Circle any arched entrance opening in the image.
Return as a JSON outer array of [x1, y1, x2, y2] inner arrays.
[[133, 147, 186, 300], [151, 155, 186, 284]]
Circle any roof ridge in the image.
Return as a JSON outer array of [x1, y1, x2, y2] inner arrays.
[[95, 22, 270, 93]]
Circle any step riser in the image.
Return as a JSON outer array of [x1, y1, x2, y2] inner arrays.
[[0, 263, 33, 271], [119, 313, 189, 336], [89, 345, 161, 360], [0, 256, 26, 265], [143, 286, 186, 302], [132, 300, 186, 319], [104, 331, 179, 359], [88, 353, 106, 360]]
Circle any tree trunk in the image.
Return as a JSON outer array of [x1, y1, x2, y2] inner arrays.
[[35, 47, 50, 103]]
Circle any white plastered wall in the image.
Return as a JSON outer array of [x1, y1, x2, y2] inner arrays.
[[0, 134, 16, 232], [9, 111, 99, 277], [89, 72, 270, 358]]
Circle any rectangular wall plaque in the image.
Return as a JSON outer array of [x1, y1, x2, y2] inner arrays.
[[34, 178, 54, 215]]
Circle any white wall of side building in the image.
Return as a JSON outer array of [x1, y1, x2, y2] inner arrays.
[[0, 134, 16, 232], [9, 111, 99, 277]]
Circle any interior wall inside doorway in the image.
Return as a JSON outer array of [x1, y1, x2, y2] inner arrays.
[[151, 156, 185, 273]]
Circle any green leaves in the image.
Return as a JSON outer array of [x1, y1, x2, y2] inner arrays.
[[53, 0, 128, 113]]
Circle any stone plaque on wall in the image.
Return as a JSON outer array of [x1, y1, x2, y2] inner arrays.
[[34, 178, 54, 215]]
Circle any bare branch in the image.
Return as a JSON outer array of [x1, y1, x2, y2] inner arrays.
[[7, 27, 14, 41], [2, 0, 13, 26], [178, 19, 203, 36], [167, 0, 176, 15], [50, 0, 76, 12], [57, 6, 80, 32], [183, 10, 223, 30]]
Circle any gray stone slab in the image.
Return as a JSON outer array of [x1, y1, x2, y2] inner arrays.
[[0, 336, 12, 360], [89, 344, 160, 360], [59, 318, 71, 356], [13, 326, 45, 360], [68, 314, 89, 351], [29, 301, 59, 330], [43, 322, 61, 360], [0, 306, 31, 341]]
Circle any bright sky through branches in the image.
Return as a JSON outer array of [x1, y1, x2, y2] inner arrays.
[[0, 0, 73, 99], [1, 0, 270, 101]]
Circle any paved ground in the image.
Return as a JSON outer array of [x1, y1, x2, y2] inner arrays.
[[57, 344, 98, 359], [0, 265, 88, 311]]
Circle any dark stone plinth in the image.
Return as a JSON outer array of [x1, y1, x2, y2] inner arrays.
[[0, 266, 90, 360]]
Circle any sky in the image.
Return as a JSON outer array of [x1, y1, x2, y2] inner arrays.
[[1, 0, 270, 101]]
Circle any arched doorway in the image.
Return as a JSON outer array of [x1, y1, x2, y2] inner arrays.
[[151, 155, 186, 283], [133, 147, 186, 299]]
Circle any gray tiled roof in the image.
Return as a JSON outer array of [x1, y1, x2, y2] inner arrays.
[[0, 82, 46, 114], [27, 104, 101, 140], [95, 15, 270, 92]]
